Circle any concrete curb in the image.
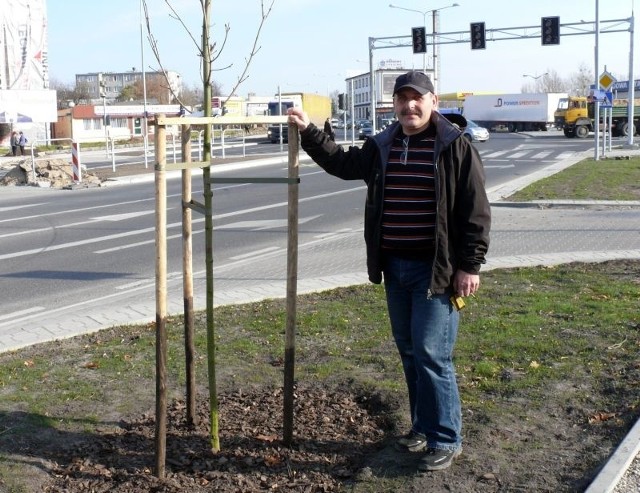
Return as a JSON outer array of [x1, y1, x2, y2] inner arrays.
[[585, 418, 640, 493]]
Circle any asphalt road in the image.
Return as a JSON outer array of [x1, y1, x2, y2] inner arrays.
[[0, 131, 610, 345]]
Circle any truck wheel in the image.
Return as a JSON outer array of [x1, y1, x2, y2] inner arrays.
[[575, 125, 589, 138], [621, 122, 636, 137], [563, 128, 575, 138]]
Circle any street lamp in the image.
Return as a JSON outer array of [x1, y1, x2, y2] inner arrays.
[[140, 0, 149, 168], [522, 73, 549, 80], [389, 2, 459, 92]]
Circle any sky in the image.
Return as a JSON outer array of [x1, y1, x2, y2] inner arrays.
[[47, 0, 637, 98]]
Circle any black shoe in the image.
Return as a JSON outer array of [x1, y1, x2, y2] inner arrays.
[[418, 447, 462, 471], [395, 430, 426, 452]]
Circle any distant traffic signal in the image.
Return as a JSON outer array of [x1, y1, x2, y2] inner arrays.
[[470, 22, 486, 50], [338, 93, 345, 110], [411, 27, 427, 54], [541, 16, 560, 45]]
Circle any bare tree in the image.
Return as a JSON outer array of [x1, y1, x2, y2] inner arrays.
[[567, 63, 595, 96], [50, 78, 92, 108], [521, 69, 568, 94], [141, 0, 274, 108], [140, 0, 276, 459]]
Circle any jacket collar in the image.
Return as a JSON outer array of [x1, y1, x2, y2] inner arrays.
[[374, 111, 463, 148]]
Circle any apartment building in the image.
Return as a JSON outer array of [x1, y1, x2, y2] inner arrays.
[[75, 70, 182, 104]]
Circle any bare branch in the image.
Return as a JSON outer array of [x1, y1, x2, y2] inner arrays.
[[142, 0, 276, 106], [224, 0, 275, 98], [163, 0, 202, 55], [210, 24, 231, 66]]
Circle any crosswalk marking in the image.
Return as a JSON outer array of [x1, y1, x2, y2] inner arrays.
[[481, 150, 510, 158], [508, 151, 530, 158], [529, 151, 553, 159], [480, 149, 578, 161]]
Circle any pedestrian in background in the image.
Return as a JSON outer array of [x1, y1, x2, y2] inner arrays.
[[10, 131, 19, 156], [323, 117, 335, 141], [288, 71, 491, 472], [18, 131, 28, 156]]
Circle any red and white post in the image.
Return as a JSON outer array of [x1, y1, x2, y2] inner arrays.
[[71, 141, 82, 182]]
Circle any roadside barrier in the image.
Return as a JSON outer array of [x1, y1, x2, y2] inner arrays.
[[71, 141, 82, 182]]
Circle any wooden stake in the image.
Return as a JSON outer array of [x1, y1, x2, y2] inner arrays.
[[283, 122, 300, 446], [154, 117, 168, 478], [181, 123, 196, 426]]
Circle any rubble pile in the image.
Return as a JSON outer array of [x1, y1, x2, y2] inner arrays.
[[0, 158, 102, 189]]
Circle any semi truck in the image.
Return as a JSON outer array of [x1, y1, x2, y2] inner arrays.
[[555, 95, 640, 138], [462, 93, 568, 132], [267, 92, 331, 143]]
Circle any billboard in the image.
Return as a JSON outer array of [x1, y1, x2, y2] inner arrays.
[[0, 0, 49, 90], [0, 89, 57, 123]]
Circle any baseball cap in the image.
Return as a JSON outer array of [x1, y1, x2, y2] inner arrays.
[[393, 71, 435, 95]]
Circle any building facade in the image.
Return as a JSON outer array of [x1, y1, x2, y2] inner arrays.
[[76, 70, 182, 104], [0, 0, 56, 146], [345, 62, 434, 127]]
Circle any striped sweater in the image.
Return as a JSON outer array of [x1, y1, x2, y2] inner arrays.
[[381, 126, 437, 257]]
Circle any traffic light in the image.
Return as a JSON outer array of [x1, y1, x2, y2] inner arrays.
[[470, 22, 486, 50], [411, 27, 426, 54], [541, 16, 560, 45], [98, 73, 106, 98], [338, 93, 345, 110]]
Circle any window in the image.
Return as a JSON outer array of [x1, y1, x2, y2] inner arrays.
[[112, 117, 127, 128], [83, 118, 102, 131]]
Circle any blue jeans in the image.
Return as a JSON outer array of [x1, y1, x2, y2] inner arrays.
[[383, 255, 461, 451]]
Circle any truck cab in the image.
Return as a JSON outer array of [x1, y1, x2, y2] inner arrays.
[[267, 100, 294, 143], [558, 96, 590, 138]]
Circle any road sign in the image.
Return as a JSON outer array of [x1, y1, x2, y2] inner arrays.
[[599, 71, 616, 91], [589, 89, 613, 108]]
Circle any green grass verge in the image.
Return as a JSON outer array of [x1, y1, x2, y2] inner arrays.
[[508, 155, 640, 201]]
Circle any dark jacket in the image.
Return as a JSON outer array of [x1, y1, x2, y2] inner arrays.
[[299, 111, 491, 293]]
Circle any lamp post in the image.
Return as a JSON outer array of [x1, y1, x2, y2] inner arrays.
[[522, 73, 549, 80], [522, 73, 549, 91], [389, 2, 459, 93], [140, 0, 149, 168]]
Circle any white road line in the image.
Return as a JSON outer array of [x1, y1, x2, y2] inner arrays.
[[0, 203, 48, 213], [0, 210, 158, 239], [0, 306, 46, 322], [3, 186, 366, 261], [230, 246, 281, 260]]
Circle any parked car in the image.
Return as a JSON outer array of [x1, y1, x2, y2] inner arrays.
[[355, 119, 370, 130], [463, 119, 490, 142], [379, 118, 395, 129], [358, 122, 374, 140]]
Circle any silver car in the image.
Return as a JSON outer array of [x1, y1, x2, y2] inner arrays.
[[463, 119, 490, 142]]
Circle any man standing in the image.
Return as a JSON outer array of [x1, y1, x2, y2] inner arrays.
[[323, 117, 335, 141], [18, 131, 28, 156], [288, 71, 490, 472]]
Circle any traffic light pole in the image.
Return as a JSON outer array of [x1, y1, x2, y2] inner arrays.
[[366, 16, 632, 136]]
